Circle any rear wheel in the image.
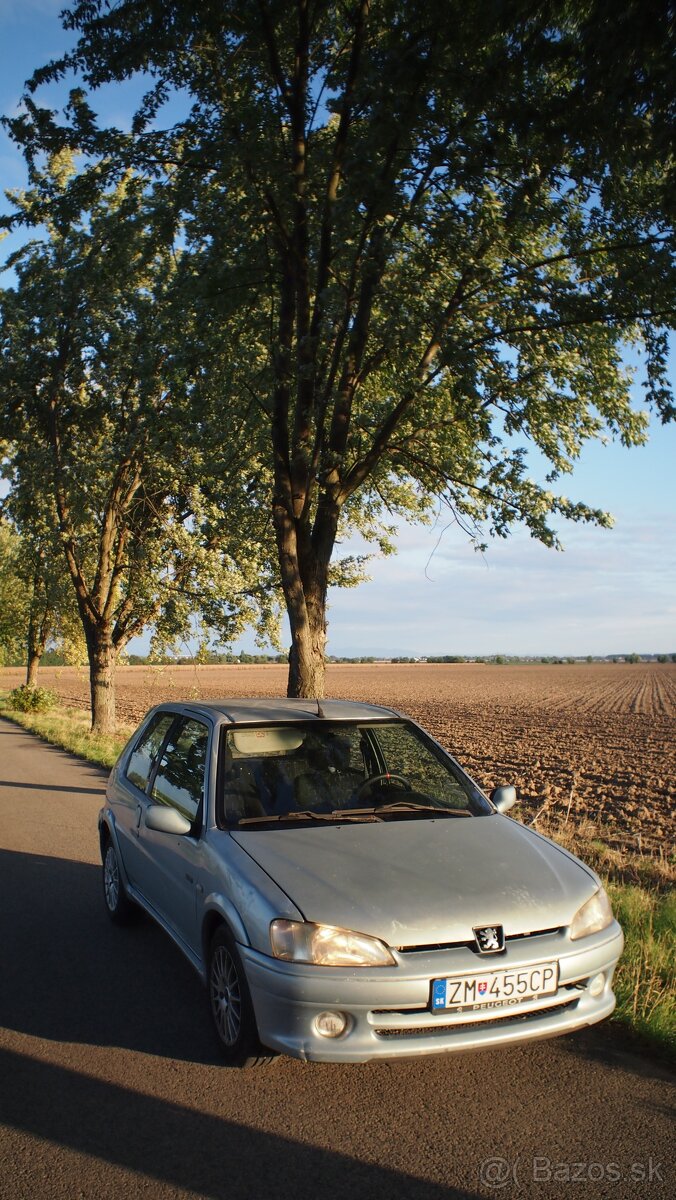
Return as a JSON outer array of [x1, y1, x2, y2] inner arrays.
[[208, 926, 273, 1067], [102, 838, 137, 925]]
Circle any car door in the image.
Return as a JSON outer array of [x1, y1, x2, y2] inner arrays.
[[112, 710, 177, 895], [141, 715, 211, 952]]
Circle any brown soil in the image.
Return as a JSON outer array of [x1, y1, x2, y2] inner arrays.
[[2, 661, 674, 857]]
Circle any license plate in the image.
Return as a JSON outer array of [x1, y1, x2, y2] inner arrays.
[[431, 960, 559, 1011]]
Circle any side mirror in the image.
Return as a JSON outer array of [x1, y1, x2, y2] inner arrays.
[[145, 805, 193, 835], [491, 784, 517, 814]]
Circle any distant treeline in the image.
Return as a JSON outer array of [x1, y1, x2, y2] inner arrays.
[[7, 649, 672, 669], [392, 654, 675, 664], [127, 651, 290, 666]]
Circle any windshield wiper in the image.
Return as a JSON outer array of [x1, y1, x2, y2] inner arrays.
[[235, 804, 471, 826], [237, 810, 345, 826], [343, 803, 472, 818]]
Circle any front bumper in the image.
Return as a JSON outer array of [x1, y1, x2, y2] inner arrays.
[[241, 921, 624, 1062]]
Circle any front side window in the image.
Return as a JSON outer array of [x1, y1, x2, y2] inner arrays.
[[125, 712, 175, 792], [219, 721, 490, 826], [151, 718, 210, 826]]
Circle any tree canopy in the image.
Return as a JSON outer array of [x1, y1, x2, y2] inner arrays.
[[4, 0, 675, 697]]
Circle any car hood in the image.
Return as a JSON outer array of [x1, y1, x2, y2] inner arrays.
[[231, 815, 598, 947]]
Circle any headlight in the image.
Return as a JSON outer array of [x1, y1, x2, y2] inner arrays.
[[569, 888, 614, 941], [270, 919, 395, 966]]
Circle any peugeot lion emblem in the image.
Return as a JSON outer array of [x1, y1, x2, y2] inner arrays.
[[473, 925, 505, 954]]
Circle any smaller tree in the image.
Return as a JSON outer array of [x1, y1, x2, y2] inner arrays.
[[0, 517, 76, 681], [22, 546, 71, 686], [1, 161, 278, 730], [0, 520, 28, 667]]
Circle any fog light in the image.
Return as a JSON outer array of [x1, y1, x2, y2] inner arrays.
[[589, 972, 606, 997], [314, 1011, 348, 1038]]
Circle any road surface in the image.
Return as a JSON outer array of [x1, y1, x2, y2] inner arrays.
[[0, 717, 673, 1199]]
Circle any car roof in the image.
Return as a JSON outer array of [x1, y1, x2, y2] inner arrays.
[[171, 697, 401, 724]]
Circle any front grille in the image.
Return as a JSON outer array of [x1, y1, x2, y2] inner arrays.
[[396, 927, 563, 955], [373, 999, 577, 1039], [505, 927, 563, 942]]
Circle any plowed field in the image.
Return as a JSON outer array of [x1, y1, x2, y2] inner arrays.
[[2, 661, 674, 856]]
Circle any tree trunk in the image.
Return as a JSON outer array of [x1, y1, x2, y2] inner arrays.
[[26, 652, 41, 687], [88, 633, 117, 734], [25, 597, 50, 687], [287, 598, 328, 698], [274, 500, 334, 699]]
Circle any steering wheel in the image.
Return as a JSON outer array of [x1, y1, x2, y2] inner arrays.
[[356, 772, 412, 800]]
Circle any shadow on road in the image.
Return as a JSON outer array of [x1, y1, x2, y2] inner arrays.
[[0, 1046, 480, 1200], [0, 847, 216, 1062], [0, 779, 105, 795], [560, 1022, 675, 1084]]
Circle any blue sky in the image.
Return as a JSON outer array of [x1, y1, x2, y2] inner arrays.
[[2, 1, 674, 658]]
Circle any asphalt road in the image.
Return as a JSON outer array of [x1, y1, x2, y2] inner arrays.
[[0, 717, 673, 1200]]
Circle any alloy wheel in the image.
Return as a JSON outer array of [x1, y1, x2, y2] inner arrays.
[[104, 844, 120, 912], [210, 945, 243, 1046]]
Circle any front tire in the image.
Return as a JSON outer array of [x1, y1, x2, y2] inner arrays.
[[208, 927, 273, 1067], [102, 838, 137, 925]]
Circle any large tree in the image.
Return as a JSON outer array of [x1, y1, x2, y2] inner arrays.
[[7, 0, 675, 696], [1, 161, 278, 729]]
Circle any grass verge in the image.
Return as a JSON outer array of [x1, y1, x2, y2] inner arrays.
[[525, 818, 675, 1064], [0, 693, 132, 769], [1, 692, 673, 1062], [607, 884, 675, 1063]]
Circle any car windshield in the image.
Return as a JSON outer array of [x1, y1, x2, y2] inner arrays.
[[219, 720, 491, 826]]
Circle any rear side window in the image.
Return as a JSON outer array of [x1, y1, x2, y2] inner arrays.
[[151, 718, 210, 825], [126, 712, 175, 792]]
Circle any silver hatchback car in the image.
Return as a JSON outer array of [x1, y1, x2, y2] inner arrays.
[[99, 698, 624, 1066]]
